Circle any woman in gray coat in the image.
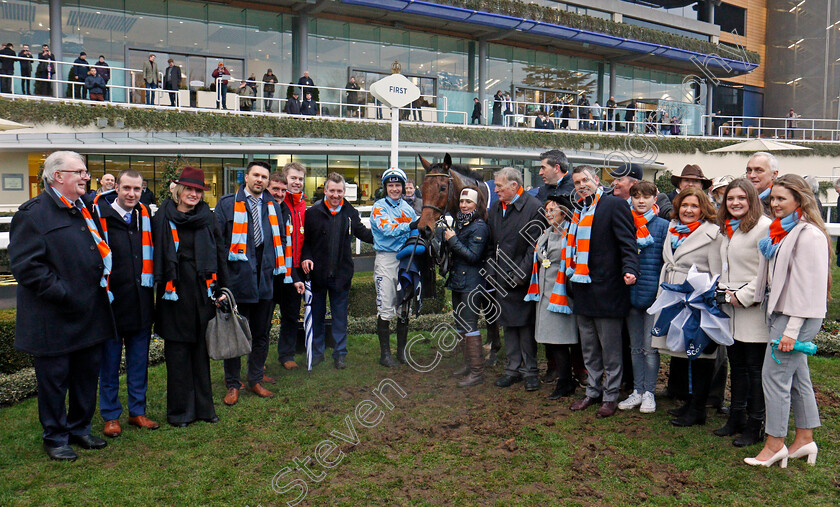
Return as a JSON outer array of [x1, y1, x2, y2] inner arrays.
[[745, 175, 829, 468], [525, 195, 578, 400]]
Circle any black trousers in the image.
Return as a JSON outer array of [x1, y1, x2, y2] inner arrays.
[[728, 341, 766, 418], [164, 338, 217, 424], [688, 358, 715, 410], [0, 74, 11, 94], [21, 75, 30, 94], [223, 298, 274, 388], [547, 344, 573, 386], [33, 343, 103, 447], [276, 280, 302, 363]]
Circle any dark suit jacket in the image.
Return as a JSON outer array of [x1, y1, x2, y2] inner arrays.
[[10, 188, 116, 356], [163, 65, 181, 90], [570, 193, 640, 318]]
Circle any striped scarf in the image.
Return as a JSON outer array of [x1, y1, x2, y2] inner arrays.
[[566, 187, 603, 283], [162, 220, 218, 301], [670, 220, 701, 250], [632, 204, 658, 249], [283, 215, 294, 283], [501, 186, 523, 217], [724, 218, 741, 239], [524, 227, 573, 314], [759, 208, 801, 259], [93, 192, 154, 288], [57, 193, 113, 302], [228, 193, 286, 276], [326, 199, 344, 216], [758, 185, 772, 201]]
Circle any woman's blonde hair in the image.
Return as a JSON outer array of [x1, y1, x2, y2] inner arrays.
[[171, 183, 203, 205]]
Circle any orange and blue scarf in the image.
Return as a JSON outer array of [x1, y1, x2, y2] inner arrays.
[[162, 220, 217, 301], [283, 216, 294, 283], [57, 193, 113, 302], [501, 186, 524, 217], [229, 193, 286, 276], [326, 199, 344, 216], [759, 208, 801, 259], [566, 187, 602, 283], [724, 218, 741, 239], [524, 226, 573, 314], [670, 220, 702, 250], [94, 192, 154, 288], [632, 204, 658, 248]]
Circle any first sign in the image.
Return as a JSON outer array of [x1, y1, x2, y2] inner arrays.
[[369, 73, 421, 109]]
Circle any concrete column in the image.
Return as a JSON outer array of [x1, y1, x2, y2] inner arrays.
[[49, 0, 62, 98], [609, 60, 616, 100], [596, 62, 605, 105], [292, 14, 309, 89], [706, 80, 714, 135], [467, 41, 476, 93], [478, 40, 487, 122]]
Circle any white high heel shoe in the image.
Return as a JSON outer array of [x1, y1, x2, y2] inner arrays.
[[744, 445, 788, 468], [788, 442, 818, 465]]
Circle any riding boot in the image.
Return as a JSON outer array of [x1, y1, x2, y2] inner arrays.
[[548, 345, 576, 400], [713, 409, 746, 437], [452, 333, 470, 376], [733, 416, 765, 447], [484, 323, 501, 367], [458, 334, 484, 387], [396, 319, 408, 364], [377, 317, 398, 368]]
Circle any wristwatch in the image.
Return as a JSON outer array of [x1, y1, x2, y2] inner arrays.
[[723, 292, 732, 304]]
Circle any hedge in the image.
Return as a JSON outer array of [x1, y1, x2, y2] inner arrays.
[[0, 309, 29, 374], [435, 0, 760, 65], [12, 99, 840, 157]]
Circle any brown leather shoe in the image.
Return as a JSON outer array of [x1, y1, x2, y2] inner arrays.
[[224, 387, 239, 406], [262, 374, 276, 384], [570, 396, 601, 411], [128, 415, 160, 430], [596, 402, 618, 418], [103, 419, 121, 438], [250, 383, 275, 398], [283, 360, 299, 370]]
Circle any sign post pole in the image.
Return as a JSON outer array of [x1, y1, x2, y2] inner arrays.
[[391, 107, 399, 169]]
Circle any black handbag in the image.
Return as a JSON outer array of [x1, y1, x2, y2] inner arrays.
[[205, 287, 252, 361]]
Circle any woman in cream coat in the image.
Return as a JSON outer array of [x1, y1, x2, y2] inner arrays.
[[654, 187, 722, 427], [745, 174, 829, 468], [715, 179, 772, 447]]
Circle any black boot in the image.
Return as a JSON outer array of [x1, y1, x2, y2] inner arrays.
[[713, 409, 746, 437], [667, 400, 691, 418], [547, 345, 575, 400], [396, 319, 408, 364], [733, 417, 765, 447], [548, 380, 576, 400], [377, 318, 398, 368], [670, 405, 706, 427]]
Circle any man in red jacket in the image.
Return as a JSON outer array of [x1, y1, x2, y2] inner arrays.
[[276, 162, 307, 369]]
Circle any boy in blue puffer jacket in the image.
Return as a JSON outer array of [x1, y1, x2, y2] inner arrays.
[[618, 181, 669, 414]]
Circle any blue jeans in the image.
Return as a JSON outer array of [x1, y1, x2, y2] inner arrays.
[[99, 328, 151, 421], [311, 280, 349, 360], [264, 91, 274, 112], [626, 307, 659, 394], [218, 82, 228, 109], [145, 82, 157, 105]]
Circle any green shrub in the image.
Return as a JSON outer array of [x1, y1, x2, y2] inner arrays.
[[814, 331, 840, 357], [0, 309, 30, 374]]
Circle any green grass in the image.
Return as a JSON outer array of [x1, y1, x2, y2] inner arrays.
[[0, 332, 838, 505]]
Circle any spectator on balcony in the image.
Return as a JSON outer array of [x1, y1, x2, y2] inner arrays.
[[94, 56, 110, 101], [300, 91, 318, 116], [550, 96, 563, 120], [35, 44, 55, 96], [577, 94, 590, 130], [245, 73, 257, 94], [625, 101, 637, 133], [503, 92, 513, 125], [0, 43, 15, 94], [534, 110, 554, 130], [163, 59, 181, 107], [591, 101, 602, 131], [284, 90, 301, 115], [72, 52, 89, 100], [606, 96, 617, 131], [263, 69, 278, 112], [344, 75, 360, 118], [238, 80, 256, 111], [492, 90, 503, 125], [298, 70, 314, 97], [785, 108, 799, 139], [142, 54, 159, 106], [559, 104, 571, 130], [18, 44, 32, 95], [471, 97, 481, 125], [84, 67, 106, 102], [211, 62, 231, 110]]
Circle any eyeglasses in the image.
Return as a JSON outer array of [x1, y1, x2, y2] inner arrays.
[[59, 169, 90, 177]]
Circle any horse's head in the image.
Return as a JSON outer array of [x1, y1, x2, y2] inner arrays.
[[417, 154, 454, 237]]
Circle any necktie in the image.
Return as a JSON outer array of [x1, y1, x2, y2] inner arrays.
[[249, 195, 263, 247], [124, 212, 131, 224]]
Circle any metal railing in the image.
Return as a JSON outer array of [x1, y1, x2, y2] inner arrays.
[[702, 114, 840, 141]]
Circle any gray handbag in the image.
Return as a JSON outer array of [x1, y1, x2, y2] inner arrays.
[[206, 287, 252, 360]]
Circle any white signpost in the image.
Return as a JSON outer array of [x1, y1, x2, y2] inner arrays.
[[369, 73, 421, 170]]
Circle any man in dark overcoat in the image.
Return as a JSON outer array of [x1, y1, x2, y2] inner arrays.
[[10, 151, 116, 461], [215, 161, 284, 405], [568, 165, 639, 418], [300, 172, 374, 369], [487, 167, 545, 392], [92, 169, 159, 438]]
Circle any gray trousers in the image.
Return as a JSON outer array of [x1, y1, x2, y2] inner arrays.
[[578, 316, 623, 402], [763, 313, 821, 437], [503, 324, 538, 378]]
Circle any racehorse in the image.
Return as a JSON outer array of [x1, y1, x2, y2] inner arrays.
[[417, 153, 489, 235]]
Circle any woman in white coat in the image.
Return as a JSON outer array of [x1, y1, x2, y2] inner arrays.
[[654, 187, 722, 427], [745, 174, 830, 468], [714, 179, 772, 447]]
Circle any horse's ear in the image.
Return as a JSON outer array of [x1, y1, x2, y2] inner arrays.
[[418, 155, 431, 171], [444, 153, 452, 170]]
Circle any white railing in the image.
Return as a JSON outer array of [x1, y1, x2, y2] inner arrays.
[[702, 114, 840, 141]]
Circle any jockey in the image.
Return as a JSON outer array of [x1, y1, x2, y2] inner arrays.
[[371, 167, 418, 367]]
